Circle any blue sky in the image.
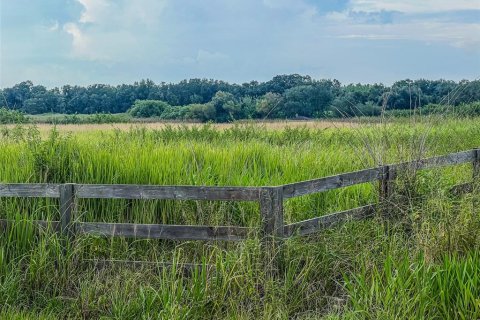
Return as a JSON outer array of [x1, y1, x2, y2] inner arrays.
[[1, 0, 479, 87]]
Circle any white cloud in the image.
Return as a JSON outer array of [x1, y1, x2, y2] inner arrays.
[[77, 0, 111, 23], [62, 0, 170, 61], [325, 1, 480, 50], [5, 0, 476, 87], [348, 0, 480, 13], [123, 0, 168, 26], [332, 20, 480, 49], [63, 23, 92, 57]]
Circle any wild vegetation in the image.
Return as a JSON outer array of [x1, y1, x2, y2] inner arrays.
[[0, 116, 479, 319], [1, 75, 479, 121], [0, 108, 28, 124]]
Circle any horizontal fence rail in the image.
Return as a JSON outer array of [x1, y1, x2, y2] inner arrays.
[[75, 184, 262, 201], [0, 148, 478, 272], [284, 205, 376, 237], [0, 184, 61, 198], [391, 150, 476, 171], [282, 168, 382, 199], [76, 222, 251, 241]]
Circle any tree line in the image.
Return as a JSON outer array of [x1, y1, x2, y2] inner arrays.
[[1, 74, 479, 121]]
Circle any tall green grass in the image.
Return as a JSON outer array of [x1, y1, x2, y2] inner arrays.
[[345, 252, 480, 319], [0, 118, 479, 319]]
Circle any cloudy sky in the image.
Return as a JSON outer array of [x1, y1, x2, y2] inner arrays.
[[1, 0, 479, 87]]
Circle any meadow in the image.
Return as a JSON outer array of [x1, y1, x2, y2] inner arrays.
[[0, 117, 480, 319]]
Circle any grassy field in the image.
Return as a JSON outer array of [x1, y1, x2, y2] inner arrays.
[[0, 117, 479, 319], [6, 119, 359, 136]]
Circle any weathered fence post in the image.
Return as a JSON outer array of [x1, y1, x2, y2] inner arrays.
[[60, 183, 76, 252], [473, 149, 480, 210], [473, 149, 479, 184], [260, 186, 284, 275], [379, 165, 396, 217]]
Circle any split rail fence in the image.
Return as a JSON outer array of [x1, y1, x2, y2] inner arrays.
[[0, 148, 478, 269]]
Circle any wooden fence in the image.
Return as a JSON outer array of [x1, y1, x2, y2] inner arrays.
[[0, 148, 479, 269]]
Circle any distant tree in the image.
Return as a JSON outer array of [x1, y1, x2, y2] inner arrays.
[[281, 83, 334, 117], [1, 76, 479, 119], [387, 80, 423, 110], [256, 92, 283, 118], [2, 81, 33, 109], [160, 105, 189, 120], [209, 91, 238, 122], [263, 74, 313, 94], [134, 79, 156, 100], [128, 100, 170, 117], [238, 96, 257, 119], [455, 80, 480, 104], [187, 103, 216, 122]]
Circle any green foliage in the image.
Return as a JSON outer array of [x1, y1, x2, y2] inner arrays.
[[256, 92, 283, 118], [0, 108, 29, 124], [386, 102, 480, 117], [32, 113, 130, 124], [346, 253, 480, 319], [0, 119, 480, 318], [2, 76, 479, 121], [208, 91, 238, 121], [160, 105, 190, 120], [186, 103, 216, 122], [331, 100, 382, 117], [280, 83, 334, 118], [128, 100, 171, 118]]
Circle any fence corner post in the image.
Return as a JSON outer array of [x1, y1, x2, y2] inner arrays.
[[259, 186, 284, 276], [60, 183, 77, 252]]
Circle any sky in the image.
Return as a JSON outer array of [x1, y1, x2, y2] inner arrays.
[[1, 0, 479, 87]]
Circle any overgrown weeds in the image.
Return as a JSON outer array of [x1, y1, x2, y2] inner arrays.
[[0, 118, 479, 319]]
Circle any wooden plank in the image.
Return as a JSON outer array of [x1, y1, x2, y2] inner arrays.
[[259, 187, 284, 275], [282, 150, 475, 199], [260, 187, 284, 238], [391, 150, 475, 172], [76, 222, 251, 241], [473, 149, 480, 208], [60, 184, 76, 240], [284, 204, 376, 237], [0, 184, 61, 198], [75, 184, 261, 201], [379, 165, 396, 217], [282, 168, 382, 199], [0, 219, 60, 232], [474, 149, 480, 181]]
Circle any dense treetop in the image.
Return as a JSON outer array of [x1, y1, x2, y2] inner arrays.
[[1, 75, 479, 121]]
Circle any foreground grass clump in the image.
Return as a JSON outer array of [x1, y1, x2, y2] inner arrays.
[[346, 252, 480, 319], [0, 117, 479, 319]]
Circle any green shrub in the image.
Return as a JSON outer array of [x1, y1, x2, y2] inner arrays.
[[159, 105, 190, 120], [186, 103, 216, 122], [385, 102, 480, 117], [128, 100, 170, 118], [0, 108, 28, 124]]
